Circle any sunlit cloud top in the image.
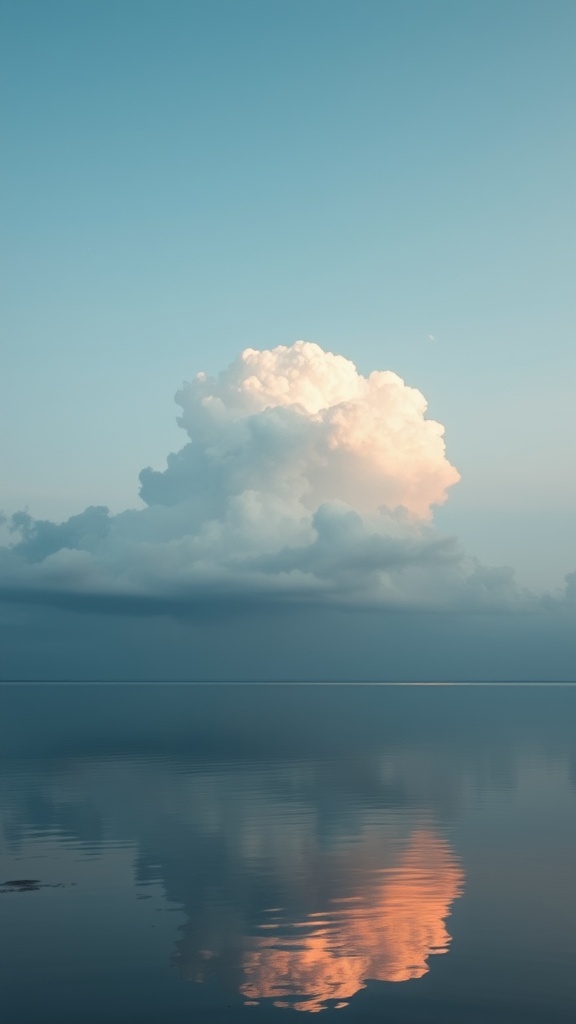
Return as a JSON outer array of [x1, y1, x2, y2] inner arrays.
[[162, 340, 460, 520]]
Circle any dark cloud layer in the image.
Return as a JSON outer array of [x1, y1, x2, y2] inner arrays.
[[1, 600, 574, 682]]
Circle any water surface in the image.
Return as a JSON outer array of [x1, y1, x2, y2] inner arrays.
[[1, 684, 575, 1022]]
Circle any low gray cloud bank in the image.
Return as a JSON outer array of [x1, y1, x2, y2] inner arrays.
[[0, 342, 573, 617]]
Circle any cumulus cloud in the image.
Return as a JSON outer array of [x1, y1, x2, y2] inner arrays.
[[141, 341, 459, 519], [0, 341, 570, 616]]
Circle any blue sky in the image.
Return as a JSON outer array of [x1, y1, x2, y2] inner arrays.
[[1, 1, 574, 679]]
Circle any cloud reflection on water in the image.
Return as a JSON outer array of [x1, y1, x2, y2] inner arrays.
[[6, 686, 576, 1019], [174, 819, 463, 1014], [241, 830, 463, 1012]]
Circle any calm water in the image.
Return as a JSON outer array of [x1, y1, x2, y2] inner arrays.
[[1, 684, 575, 1023]]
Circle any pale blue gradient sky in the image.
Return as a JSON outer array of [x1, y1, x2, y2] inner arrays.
[[1, 0, 575, 592]]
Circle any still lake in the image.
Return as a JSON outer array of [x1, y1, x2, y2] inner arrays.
[[1, 684, 575, 1023]]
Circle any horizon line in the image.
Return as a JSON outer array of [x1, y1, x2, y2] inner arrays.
[[1, 680, 575, 687]]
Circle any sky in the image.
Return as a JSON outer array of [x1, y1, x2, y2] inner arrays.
[[1, 0, 574, 680]]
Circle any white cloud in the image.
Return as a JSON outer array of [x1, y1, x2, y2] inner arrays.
[[152, 340, 460, 520], [0, 340, 571, 616]]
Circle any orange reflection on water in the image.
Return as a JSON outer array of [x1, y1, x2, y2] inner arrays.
[[240, 830, 464, 1013]]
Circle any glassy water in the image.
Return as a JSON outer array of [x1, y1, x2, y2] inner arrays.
[[1, 684, 575, 1023]]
